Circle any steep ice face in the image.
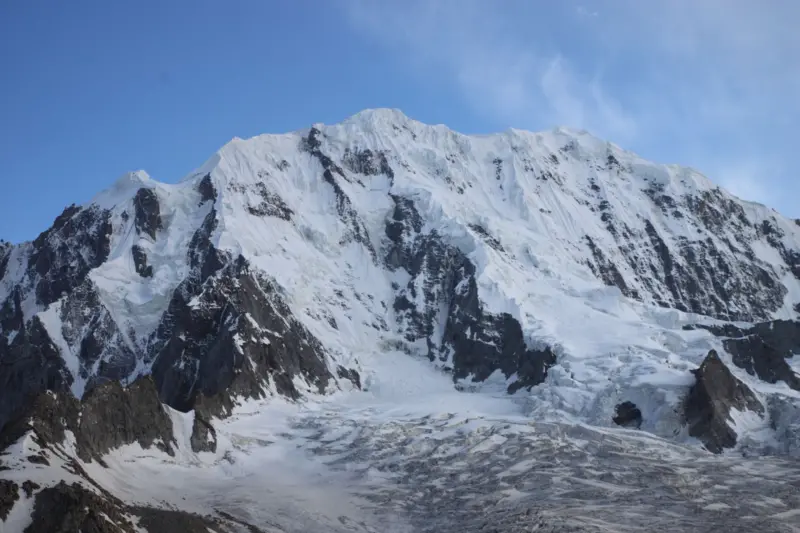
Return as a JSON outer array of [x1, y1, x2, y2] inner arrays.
[[2, 108, 800, 454]]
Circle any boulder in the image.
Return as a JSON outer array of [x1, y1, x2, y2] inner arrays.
[[684, 350, 764, 453], [612, 401, 643, 429]]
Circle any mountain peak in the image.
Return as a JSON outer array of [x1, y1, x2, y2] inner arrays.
[[90, 170, 154, 210], [341, 107, 412, 126]]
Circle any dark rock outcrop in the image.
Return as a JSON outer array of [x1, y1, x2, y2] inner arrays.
[[131, 244, 153, 277], [0, 286, 24, 334], [75, 376, 175, 461], [684, 350, 764, 453], [301, 128, 377, 257], [0, 389, 79, 452], [0, 479, 19, 521], [28, 204, 112, 307], [612, 401, 643, 429], [583, 178, 793, 322], [0, 205, 117, 432], [337, 366, 362, 390], [585, 236, 637, 299], [197, 173, 217, 204], [342, 147, 394, 180], [134, 187, 162, 239], [0, 317, 73, 437], [151, 256, 331, 416], [0, 240, 11, 281], [190, 413, 217, 453], [688, 320, 800, 390], [385, 194, 556, 393], [0, 376, 174, 463], [134, 505, 247, 533], [23, 481, 239, 533], [25, 481, 138, 533], [59, 281, 138, 389], [22, 480, 40, 498], [247, 183, 293, 220]]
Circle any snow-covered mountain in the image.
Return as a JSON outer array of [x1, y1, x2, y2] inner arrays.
[[3, 109, 800, 531]]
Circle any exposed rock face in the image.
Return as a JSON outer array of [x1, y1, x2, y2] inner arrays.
[[59, 281, 139, 390], [133, 187, 162, 239], [151, 256, 331, 415], [0, 479, 19, 521], [134, 506, 254, 533], [384, 194, 556, 392], [197, 173, 217, 204], [22, 481, 245, 533], [21, 481, 40, 498], [684, 350, 764, 453], [0, 390, 79, 452], [613, 401, 643, 429], [25, 481, 140, 533], [247, 182, 293, 220], [689, 320, 800, 391], [0, 317, 72, 438], [337, 366, 362, 390], [131, 244, 153, 277], [0, 204, 116, 432], [75, 376, 175, 461], [0, 240, 11, 281], [0, 376, 174, 463], [342, 146, 393, 178], [586, 184, 793, 322], [301, 127, 377, 257], [190, 413, 217, 453], [28, 204, 113, 307]]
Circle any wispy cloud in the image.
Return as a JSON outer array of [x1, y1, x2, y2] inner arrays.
[[343, 0, 636, 143], [342, 0, 800, 213]]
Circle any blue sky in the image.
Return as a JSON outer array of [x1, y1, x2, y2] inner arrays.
[[1, 1, 797, 243]]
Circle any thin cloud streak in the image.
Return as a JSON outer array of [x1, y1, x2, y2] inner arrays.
[[343, 0, 637, 143], [342, 1, 800, 214]]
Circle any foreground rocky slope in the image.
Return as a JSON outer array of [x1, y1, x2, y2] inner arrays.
[[2, 109, 800, 530]]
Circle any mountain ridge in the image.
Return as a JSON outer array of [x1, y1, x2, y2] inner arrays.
[[4, 108, 800, 531], [2, 107, 800, 451]]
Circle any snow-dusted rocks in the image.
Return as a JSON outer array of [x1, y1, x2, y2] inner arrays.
[[383, 193, 556, 391], [692, 320, 800, 390], [150, 255, 333, 415], [0, 376, 174, 463], [131, 244, 153, 277], [684, 350, 764, 453], [20, 481, 253, 533], [133, 188, 163, 240], [0, 480, 18, 521], [0, 240, 11, 281]]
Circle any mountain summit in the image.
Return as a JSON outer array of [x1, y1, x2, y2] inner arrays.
[[2, 110, 800, 531]]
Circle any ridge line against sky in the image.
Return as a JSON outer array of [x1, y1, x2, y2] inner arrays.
[[1, 0, 798, 243]]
